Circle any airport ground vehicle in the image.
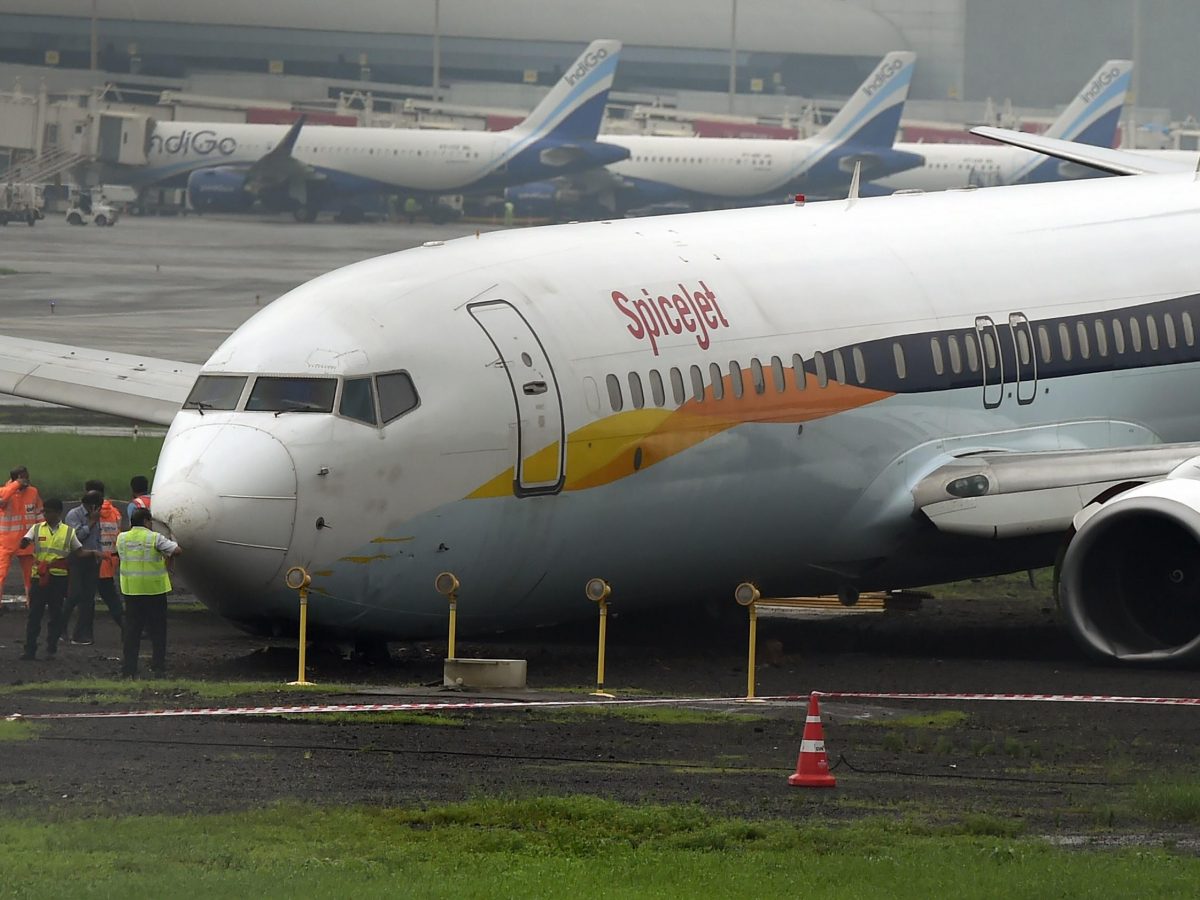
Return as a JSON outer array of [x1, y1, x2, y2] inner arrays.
[[0, 182, 42, 225], [65, 191, 119, 226]]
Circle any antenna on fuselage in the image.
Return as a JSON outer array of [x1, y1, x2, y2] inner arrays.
[[846, 160, 862, 209]]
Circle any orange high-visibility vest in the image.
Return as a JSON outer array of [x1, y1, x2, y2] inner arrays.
[[97, 500, 122, 579]]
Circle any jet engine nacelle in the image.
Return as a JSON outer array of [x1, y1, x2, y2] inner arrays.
[[187, 166, 253, 212], [1060, 466, 1200, 664]]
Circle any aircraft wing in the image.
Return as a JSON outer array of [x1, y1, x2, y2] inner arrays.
[[242, 116, 323, 202], [0, 336, 198, 425], [970, 126, 1191, 176], [912, 443, 1200, 538]]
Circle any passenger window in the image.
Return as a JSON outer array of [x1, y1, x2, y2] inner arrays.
[[628, 372, 645, 409], [246, 376, 337, 413], [606, 373, 623, 411], [852, 347, 866, 384], [750, 358, 766, 394], [982, 332, 998, 370], [1016, 329, 1032, 366], [1058, 323, 1073, 361], [814, 351, 830, 387], [377, 372, 420, 423], [649, 369, 666, 407], [1129, 316, 1143, 352], [929, 338, 944, 376], [690, 365, 705, 402], [1112, 318, 1125, 354], [770, 356, 786, 393], [947, 334, 962, 374], [792, 354, 807, 390], [670, 367, 686, 405], [831, 349, 847, 384], [709, 363, 724, 400], [965, 333, 980, 372], [1093, 321, 1108, 357], [185, 374, 246, 411], [1146, 315, 1160, 351], [728, 361, 744, 399], [339, 377, 377, 424], [1183, 311, 1195, 346], [1164, 313, 1177, 349], [1037, 325, 1052, 364], [1075, 321, 1090, 359], [892, 342, 907, 379]]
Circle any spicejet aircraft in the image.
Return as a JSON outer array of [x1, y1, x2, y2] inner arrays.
[[558, 51, 922, 213], [5, 137, 1200, 665], [136, 40, 628, 221], [872, 59, 1133, 192]]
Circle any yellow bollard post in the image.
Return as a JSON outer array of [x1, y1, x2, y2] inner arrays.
[[285, 566, 315, 685], [735, 583, 761, 699], [435, 572, 460, 659], [585, 578, 613, 696]]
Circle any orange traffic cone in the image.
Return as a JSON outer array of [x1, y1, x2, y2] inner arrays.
[[788, 692, 836, 788]]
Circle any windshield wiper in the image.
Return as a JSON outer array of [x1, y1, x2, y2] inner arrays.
[[184, 400, 213, 416], [274, 399, 326, 417]]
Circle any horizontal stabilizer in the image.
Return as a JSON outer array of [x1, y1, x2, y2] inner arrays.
[[970, 126, 1190, 176], [0, 335, 198, 425]]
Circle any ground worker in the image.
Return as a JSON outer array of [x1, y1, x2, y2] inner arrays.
[[127, 474, 151, 520], [62, 485, 124, 644], [0, 466, 42, 606], [116, 509, 181, 677], [19, 498, 96, 660]]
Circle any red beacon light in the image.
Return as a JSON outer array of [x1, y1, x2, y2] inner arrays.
[[794, 194, 806, 207]]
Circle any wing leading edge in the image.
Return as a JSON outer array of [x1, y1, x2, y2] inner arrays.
[[913, 443, 1200, 538], [970, 126, 1191, 177], [0, 335, 198, 425]]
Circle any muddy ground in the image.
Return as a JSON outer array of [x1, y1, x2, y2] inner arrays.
[[2, 589, 1199, 844]]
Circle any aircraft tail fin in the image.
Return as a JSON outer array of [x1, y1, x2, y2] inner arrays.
[[812, 51, 917, 150], [508, 39, 621, 142], [1043, 60, 1133, 146]]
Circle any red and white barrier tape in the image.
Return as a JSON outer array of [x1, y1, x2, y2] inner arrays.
[[8, 690, 1200, 721]]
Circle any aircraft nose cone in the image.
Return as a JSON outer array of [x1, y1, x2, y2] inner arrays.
[[153, 424, 298, 602]]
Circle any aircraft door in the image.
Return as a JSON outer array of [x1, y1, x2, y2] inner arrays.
[[469, 299, 566, 496], [975, 316, 1004, 409], [1008, 312, 1038, 405]]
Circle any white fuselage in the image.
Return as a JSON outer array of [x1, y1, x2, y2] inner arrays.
[[151, 172, 1200, 641], [145, 122, 514, 192]]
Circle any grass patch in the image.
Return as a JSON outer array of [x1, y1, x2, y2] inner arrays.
[[0, 718, 40, 741], [923, 569, 1052, 603], [0, 267, 19, 275], [1133, 777, 1200, 825], [0, 677, 349, 704], [534, 706, 765, 726], [0, 433, 163, 502], [0, 797, 1198, 897], [858, 710, 970, 730], [284, 711, 464, 727]]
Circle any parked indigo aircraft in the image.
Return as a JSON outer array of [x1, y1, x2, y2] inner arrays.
[[518, 51, 921, 215], [133, 40, 627, 221], [5, 136, 1200, 665], [872, 59, 1133, 193]]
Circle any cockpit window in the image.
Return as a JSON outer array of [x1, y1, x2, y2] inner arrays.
[[340, 377, 377, 425], [245, 377, 337, 413], [377, 371, 420, 423], [184, 375, 246, 411]]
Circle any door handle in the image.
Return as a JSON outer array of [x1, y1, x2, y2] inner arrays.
[[522, 381, 548, 396]]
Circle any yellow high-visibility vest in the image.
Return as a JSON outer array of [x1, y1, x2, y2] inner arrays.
[[116, 526, 172, 595], [32, 522, 75, 576]]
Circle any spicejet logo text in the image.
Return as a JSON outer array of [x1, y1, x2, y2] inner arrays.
[[612, 280, 730, 356], [148, 130, 238, 157], [565, 47, 609, 87], [862, 59, 904, 97], [1080, 66, 1122, 104]]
